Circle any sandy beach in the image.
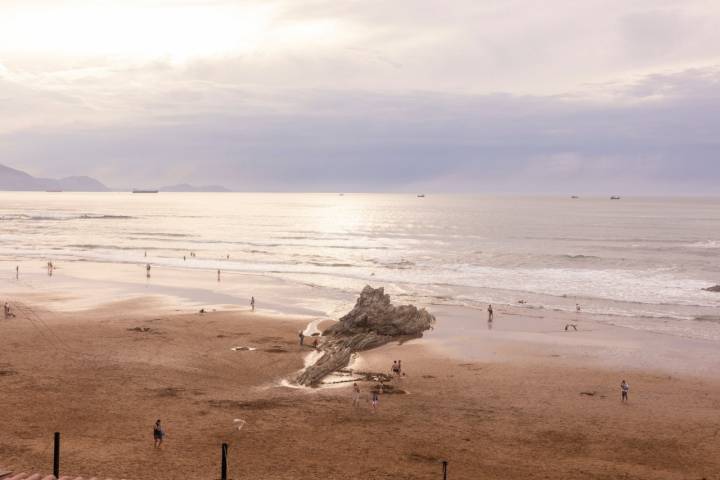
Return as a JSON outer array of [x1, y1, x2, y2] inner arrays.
[[2, 288, 720, 479]]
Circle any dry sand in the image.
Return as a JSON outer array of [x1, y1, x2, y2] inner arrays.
[[1, 299, 720, 479]]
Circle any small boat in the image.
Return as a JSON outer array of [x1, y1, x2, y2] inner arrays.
[[610, 196, 621, 200], [417, 194, 425, 198], [571, 195, 579, 199], [132, 189, 159, 194]]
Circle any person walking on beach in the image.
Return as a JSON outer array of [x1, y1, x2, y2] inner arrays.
[[146, 263, 151, 278], [299, 330, 305, 346], [391, 360, 398, 376], [398, 360, 403, 376], [487, 304, 494, 322], [217, 269, 221, 282], [352, 382, 361, 407], [15, 265, 19, 280], [576, 303, 581, 313], [250, 296, 255, 312], [621, 380, 629, 403], [153, 419, 165, 449], [371, 390, 379, 411]]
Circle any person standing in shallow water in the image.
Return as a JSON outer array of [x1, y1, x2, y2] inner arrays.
[[153, 419, 165, 449], [621, 380, 629, 403], [250, 296, 255, 312], [146, 263, 151, 278], [487, 304, 494, 322]]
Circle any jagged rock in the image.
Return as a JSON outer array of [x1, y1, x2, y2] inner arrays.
[[324, 285, 435, 337], [296, 286, 435, 387], [703, 285, 720, 292]]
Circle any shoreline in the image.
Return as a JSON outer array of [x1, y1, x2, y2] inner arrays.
[[3, 257, 720, 381]]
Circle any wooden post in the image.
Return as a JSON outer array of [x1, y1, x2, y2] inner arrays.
[[221, 443, 228, 480], [442, 460, 448, 480], [53, 432, 60, 478]]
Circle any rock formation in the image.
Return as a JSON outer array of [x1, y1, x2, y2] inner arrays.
[[703, 285, 720, 292], [296, 286, 435, 387]]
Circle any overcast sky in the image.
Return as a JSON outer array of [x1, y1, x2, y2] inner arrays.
[[1, 0, 719, 192]]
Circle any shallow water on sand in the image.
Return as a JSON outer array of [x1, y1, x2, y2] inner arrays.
[[1, 192, 719, 340]]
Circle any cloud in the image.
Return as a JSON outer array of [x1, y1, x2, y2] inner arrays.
[[0, 1, 719, 192], [1, 64, 718, 192]]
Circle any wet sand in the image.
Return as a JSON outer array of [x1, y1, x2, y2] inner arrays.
[[1, 298, 720, 479]]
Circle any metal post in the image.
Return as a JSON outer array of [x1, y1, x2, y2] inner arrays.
[[221, 443, 228, 480], [442, 460, 448, 480], [53, 432, 60, 479]]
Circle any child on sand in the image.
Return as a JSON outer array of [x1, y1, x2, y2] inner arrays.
[[621, 380, 629, 402], [153, 419, 165, 448]]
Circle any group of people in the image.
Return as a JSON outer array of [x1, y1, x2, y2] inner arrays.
[[351, 382, 381, 411]]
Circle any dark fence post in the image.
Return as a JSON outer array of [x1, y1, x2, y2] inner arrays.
[[53, 432, 60, 478], [442, 460, 448, 480], [221, 443, 228, 480]]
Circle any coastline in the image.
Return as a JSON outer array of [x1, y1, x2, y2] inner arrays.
[[3, 258, 720, 380]]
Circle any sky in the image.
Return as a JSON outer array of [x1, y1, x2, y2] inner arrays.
[[1, 0, 719, 193]]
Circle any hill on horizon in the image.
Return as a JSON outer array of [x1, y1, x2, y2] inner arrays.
[[0, 163, 109, 192]]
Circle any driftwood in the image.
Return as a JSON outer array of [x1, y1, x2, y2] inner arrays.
[[296, 286, 435, 387]]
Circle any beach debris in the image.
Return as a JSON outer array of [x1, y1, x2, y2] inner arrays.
[[702, 285, 720, 292], [230, 346, 256, 351], [127, 326, 154, 333], [234, 418, 247, 431], [296, 285, 435, 387], [580, 391, 597, 396]]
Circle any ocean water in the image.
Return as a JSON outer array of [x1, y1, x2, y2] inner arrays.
[[1, 192, 719, 337]]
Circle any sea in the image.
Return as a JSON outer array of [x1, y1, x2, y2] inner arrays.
[[1, 192, 719, 339]]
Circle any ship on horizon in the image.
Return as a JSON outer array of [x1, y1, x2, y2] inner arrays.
[[132, 189, 159, 194]]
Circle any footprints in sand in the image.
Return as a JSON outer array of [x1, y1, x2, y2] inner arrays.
[[151, 387, 205, 398], [0, 363, 17, 376]]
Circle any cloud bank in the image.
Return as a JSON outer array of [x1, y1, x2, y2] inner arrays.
[[0, 0, 719, 192]]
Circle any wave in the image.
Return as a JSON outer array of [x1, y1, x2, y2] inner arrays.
[[561, 254, 600, 260], [68, 244, 164, 251], [0, 213, 134, 221], [128, 232, 195, 238], [685, 240, 720, 249]]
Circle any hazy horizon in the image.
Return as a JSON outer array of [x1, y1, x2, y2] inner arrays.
[[1, 1, 720, 193]]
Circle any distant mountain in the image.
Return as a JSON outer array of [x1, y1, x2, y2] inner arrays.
[[0, 164, 109, 191], [159, 183, 231, 192]]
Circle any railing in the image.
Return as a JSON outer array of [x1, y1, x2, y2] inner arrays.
[[3, 432, 449, 480]]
